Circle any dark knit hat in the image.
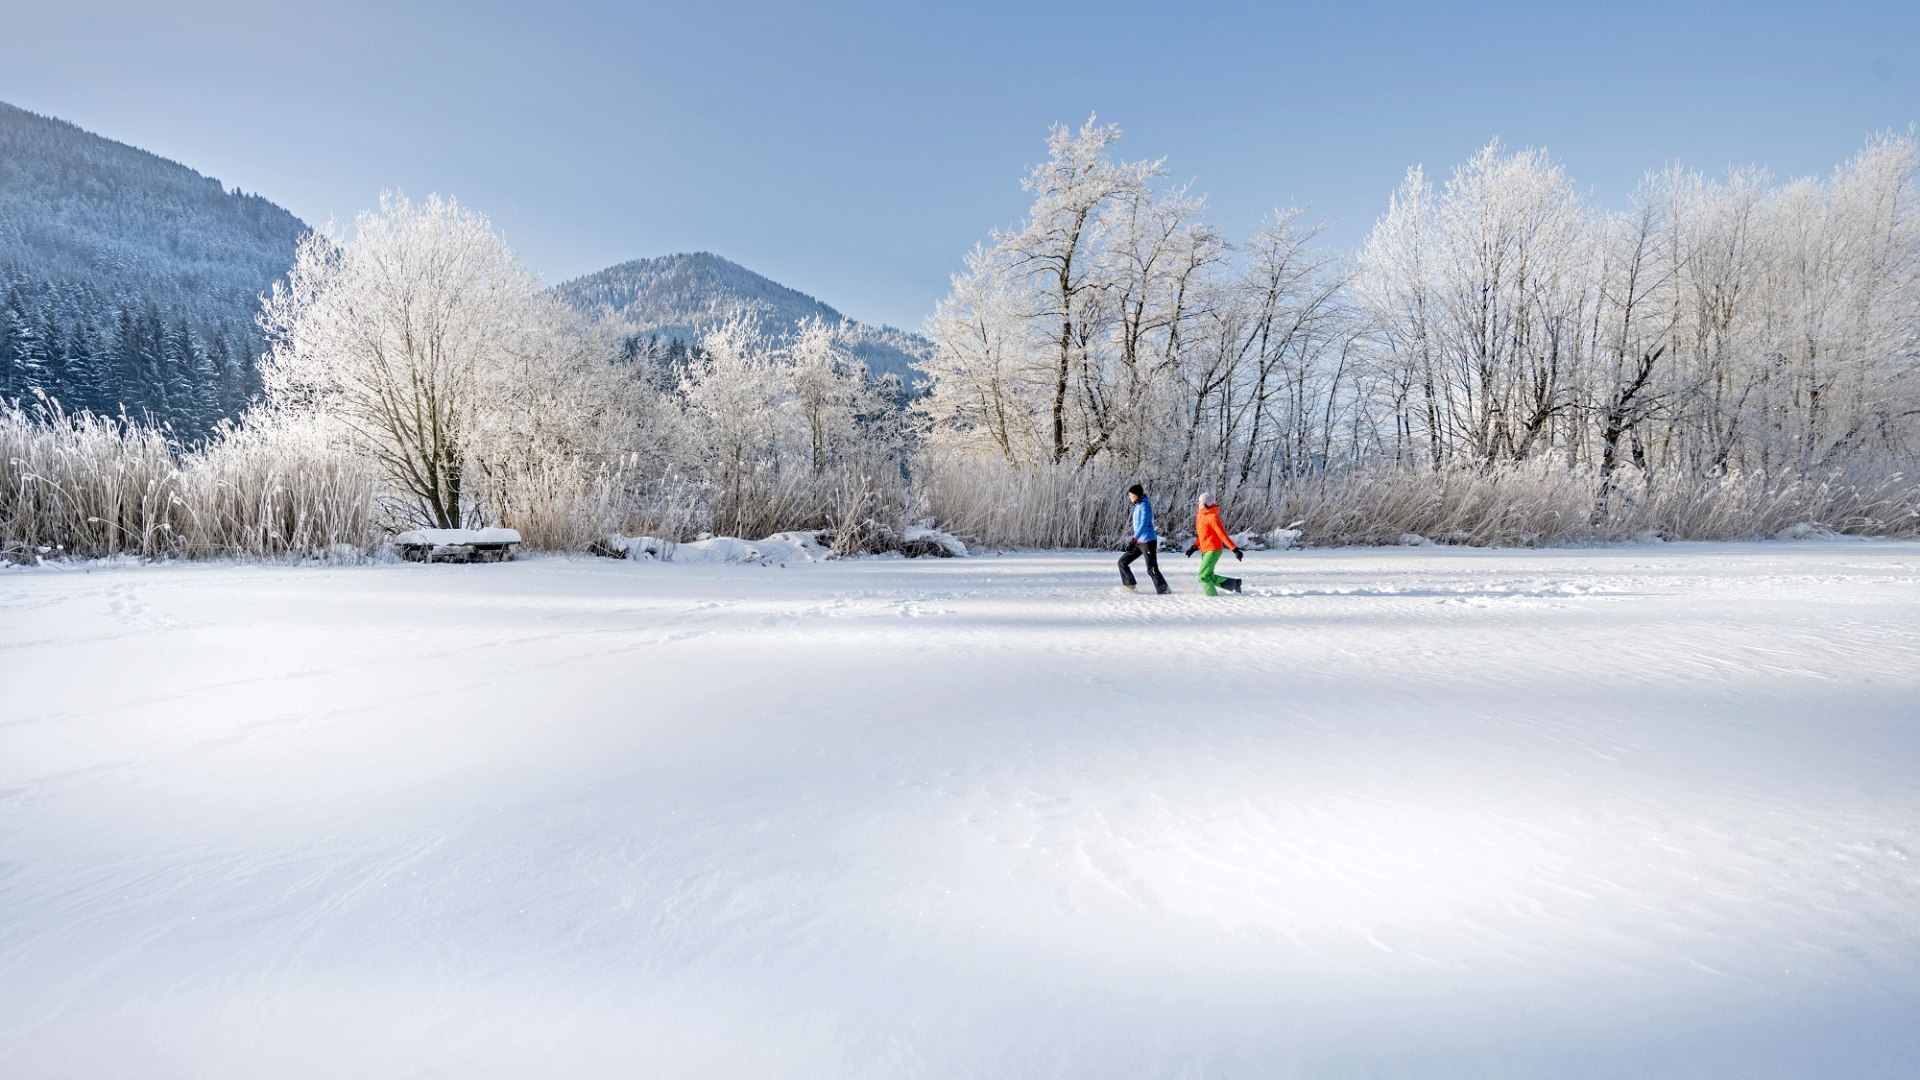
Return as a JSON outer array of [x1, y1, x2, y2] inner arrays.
[[1126, 483, 1146, 498]]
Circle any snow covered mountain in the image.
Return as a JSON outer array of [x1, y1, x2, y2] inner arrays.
[[0, 101, 308, 432], [554, 252, 929, 384]]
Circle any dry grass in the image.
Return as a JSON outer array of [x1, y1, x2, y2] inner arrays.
[[918, 453, 1920, 549], [2, 399, 379, 561], [633, 466, 913, 557], [1592, 467, 1920, 541], [176, 411, 382, 558], [912, 456, 1137, 548], [471, 456, 635, 552], [8, 400, 1915, 562], [3, 399, 191, 559]]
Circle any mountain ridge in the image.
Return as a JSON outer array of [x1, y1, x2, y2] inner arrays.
[[555, 251, 929, 384], [0, 100, 310, 430]]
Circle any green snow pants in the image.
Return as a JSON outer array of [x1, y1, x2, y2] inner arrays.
[[1198, 548, 1226, 596]]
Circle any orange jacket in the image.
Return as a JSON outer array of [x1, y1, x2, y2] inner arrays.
[[1194, 504, 1236, 553]]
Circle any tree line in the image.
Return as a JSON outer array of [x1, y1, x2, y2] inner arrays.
[[920, 120, 1920, 516], [0, 282, 258, 436]]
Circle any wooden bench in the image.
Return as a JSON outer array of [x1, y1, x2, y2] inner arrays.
[[393, 528, 523, 563]]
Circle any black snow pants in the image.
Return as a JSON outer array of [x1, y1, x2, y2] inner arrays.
[[1119, 540, 1171, 594]]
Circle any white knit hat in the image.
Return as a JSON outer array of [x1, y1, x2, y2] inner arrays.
[[1199, 492, 1215, 507]]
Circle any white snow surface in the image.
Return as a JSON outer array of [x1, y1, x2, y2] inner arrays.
[[3, 543, 1919, 1078]]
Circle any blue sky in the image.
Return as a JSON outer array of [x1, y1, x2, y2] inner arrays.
[[5, 0, 1916, 330]]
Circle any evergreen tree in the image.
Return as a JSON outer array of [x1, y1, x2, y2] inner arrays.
[[0, 289, 23, 399], [38, 318, 75, 400], [189, 322, 222, 435], [132, 302, 168, 421], [162, 311, 198, 430], [210, 331, 253, 418], [108, 305, 142, 416], [63, 320, 107, 414], [10, 304, 48, 399]]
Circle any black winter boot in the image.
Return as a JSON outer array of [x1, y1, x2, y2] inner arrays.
[[1222, 577, 1242, 593]]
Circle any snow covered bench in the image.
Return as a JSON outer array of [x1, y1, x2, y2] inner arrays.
[[393, 528, 522, 564]]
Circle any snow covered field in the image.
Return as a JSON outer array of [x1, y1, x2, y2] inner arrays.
[[3, 543, 1919, 1078]]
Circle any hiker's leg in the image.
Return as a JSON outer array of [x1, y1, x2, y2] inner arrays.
[[1143, 544, 1170, 593], [1198, 549, 1223, 596], [1118, 543, 1140, 587]]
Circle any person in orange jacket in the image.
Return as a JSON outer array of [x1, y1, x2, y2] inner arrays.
[[1183, 492, 1243, 596]]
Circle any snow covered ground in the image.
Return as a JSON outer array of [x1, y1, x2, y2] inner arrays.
[[3, 542, 1919, 1078]]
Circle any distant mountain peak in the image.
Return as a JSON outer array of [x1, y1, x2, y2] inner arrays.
[[554, 252, 929, 383]]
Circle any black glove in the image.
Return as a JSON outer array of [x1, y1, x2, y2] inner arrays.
[[1184, 544, 1197, 558], [1233, 549, 1243, 561]]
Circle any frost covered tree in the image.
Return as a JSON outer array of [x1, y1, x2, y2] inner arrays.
[[1204, 210, 1353, 488], [259, 193, 630, 529], [923, 117, 1167, 467], [925, 119, 1920, 548], [672, 314, 902, 537], [925, 118, 1360, 498], [1353, 133, 1920, 481], [1587, 170, 1685, 488], [790, 316, 896, 475], [1358, 141, 1593, 464], [1749, 134, 1920, 472], [676, 315, 790, 524]]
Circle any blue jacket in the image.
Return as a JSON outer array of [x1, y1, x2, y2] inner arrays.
[[1130, 496, 1156, 542]]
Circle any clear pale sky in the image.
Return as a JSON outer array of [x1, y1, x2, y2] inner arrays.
[[4, 0, 1916, 330]]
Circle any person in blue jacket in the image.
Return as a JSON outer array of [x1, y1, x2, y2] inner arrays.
[[1118, 483, 1171, 594]]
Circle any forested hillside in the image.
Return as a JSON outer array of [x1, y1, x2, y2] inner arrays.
[[0, 101, 308, 434]]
